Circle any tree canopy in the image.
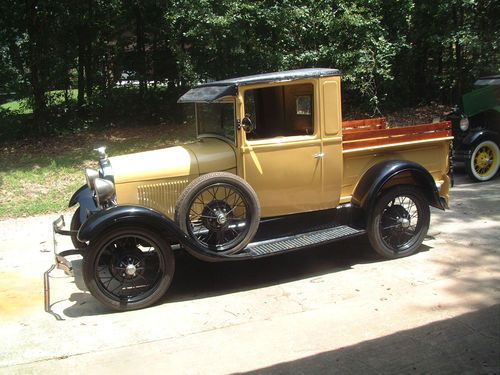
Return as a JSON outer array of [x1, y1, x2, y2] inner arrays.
[[0, 0, 499, 136]]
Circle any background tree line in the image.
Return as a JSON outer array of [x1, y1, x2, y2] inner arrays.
[[0, 0, 499, 139]]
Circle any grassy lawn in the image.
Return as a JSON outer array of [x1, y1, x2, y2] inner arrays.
[[0, 89, 79, 114], [0, 122, 195, 219]]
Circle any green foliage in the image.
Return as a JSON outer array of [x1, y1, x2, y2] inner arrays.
[[0, 0, 498, 139]]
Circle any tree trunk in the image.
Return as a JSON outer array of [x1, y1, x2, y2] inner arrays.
[[453, 4, 464, 102], [85, 0, 93, 101], [77, 1, 85, 108], [26, 0, 47, 132], [136, 0, 146, 99]]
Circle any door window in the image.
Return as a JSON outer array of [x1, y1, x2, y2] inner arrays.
[[244, 83, 314, 139]]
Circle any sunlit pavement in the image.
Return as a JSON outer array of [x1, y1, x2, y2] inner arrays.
[[0, 169, 499, 374]]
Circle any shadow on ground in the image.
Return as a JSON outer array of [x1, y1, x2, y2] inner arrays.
[[237, 304, 500, 375], [62, 235, 402, 317], [166, 235, 394, 303]]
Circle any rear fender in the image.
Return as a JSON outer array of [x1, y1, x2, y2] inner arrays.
[[351, 160, 445, 216], [77, 205, 229, 262]]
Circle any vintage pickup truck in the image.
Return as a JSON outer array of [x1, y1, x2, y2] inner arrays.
[[49, 68, 453, 311]]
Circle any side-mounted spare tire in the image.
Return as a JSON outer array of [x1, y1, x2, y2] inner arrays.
[[175, 172, 261, 255]]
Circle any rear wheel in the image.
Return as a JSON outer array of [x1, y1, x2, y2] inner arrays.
[[465, 140, 499, 182], [367, 186, 430, 259], [82, 227, 174, 311]]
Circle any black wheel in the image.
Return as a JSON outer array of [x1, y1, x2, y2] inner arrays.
[[465, 140, 499, 182], [70, 207, 87, 249], [175, 172, 260, 255], [82, 226, 175, 311], [367, 186, 430, 259]]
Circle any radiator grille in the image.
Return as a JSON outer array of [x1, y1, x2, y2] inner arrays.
[[137, 178, 190, 218]]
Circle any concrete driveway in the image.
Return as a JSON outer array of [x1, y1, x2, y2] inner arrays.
[[1, 169, 499, 374]]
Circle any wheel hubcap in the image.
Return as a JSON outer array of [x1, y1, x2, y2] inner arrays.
[[398, 217, 411, 229], [125, 263, 137, 276], [216, 213, 227, 225]]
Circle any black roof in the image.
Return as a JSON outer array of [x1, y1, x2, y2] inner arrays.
[[178, 68, 340, 103], [198, 68, 341, 87], [475, 75, 500, 86]]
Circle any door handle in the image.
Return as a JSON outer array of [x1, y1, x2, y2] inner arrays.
[[314, 152, 325, 159]]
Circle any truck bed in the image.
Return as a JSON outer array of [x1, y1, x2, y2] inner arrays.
[[340, 118, 453, 202]]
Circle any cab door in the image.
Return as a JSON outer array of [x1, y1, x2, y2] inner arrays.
[[240, 81, 325, 218]]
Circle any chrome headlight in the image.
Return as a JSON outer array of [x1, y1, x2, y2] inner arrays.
[[459, 117, 469, 131], [94, 178, 115, 205], [85, 168, 99, 190]]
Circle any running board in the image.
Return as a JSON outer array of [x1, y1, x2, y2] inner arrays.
[[239, 225, 365, 258]]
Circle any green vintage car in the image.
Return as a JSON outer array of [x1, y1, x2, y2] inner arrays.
[[450, 75, 500, 181]]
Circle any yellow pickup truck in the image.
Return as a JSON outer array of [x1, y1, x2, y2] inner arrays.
[[50, 68, 453, 311]]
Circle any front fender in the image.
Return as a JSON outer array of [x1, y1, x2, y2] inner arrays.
[[352, 160, 445, 213], [68, 185, 98, 223], [77, 205, 230, 262], [461, 129, 499, 149]]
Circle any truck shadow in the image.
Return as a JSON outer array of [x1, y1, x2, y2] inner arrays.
[[166, 235, 382, 304], [62, 235, 432, 317]]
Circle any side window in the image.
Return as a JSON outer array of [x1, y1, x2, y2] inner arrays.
[[244, 83, 314, 140]]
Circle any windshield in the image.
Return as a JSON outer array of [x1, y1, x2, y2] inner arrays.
[[196, 101, 236, 142]]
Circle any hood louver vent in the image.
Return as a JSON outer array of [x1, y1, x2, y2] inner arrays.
[[138, 178, 191, 219]]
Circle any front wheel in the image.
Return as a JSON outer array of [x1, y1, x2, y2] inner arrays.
[[465, 140, 499, 182], [82, 227, 175, 311], [367, 186, 430, 259]]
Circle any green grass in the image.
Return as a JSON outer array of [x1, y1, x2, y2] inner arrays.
[[0, 122, 195, 219], [0, 89, 78, 114]]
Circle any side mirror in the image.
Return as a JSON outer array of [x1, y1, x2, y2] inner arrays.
[[240, 116, 254, 133]]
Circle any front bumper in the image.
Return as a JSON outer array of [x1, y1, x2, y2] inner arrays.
[[44, 215, 85, 314], [52, 215, 84, 275]]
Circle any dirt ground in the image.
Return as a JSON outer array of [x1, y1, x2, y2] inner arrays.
[[0, 167, 499, 374]]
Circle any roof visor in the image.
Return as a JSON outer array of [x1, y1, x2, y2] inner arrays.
[[177, 85, 237, 103]]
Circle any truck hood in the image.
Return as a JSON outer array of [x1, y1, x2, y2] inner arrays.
[[109, 138, 236, 184]]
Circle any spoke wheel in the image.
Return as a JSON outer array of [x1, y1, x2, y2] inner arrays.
[[466, 140, 499, 182], [82, 227, 174, 311], [175, 172, 260, 255], [367, 186, 430, 259]]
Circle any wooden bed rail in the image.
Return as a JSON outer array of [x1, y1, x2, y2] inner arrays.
[[342, 117, 387, 133], [342, 121, 452, 150]]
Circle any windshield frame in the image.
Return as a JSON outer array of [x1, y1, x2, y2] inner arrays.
[[195, 98, 237, 145]]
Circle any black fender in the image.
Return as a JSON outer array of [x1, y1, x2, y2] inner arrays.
[[77, 204, 232, 262], [460, 129, 499, 150], [69, 185, 98, 223], [351, 160, 446, 215]]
